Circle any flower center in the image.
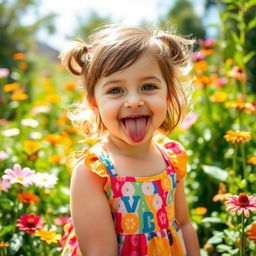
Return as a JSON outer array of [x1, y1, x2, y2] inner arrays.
[[17, 177, 24, 181], [238, 193, 249, 207], [27, 218, 35, 223]]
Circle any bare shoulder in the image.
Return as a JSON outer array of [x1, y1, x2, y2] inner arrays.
[[70, 159, 118, 255]]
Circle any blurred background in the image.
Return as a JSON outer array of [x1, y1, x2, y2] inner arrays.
[[1, 0, 256, 255]]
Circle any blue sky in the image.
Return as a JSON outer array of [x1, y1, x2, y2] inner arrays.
[[23, 0, 219, 50]]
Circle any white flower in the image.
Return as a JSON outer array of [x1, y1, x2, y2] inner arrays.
[[30, 132, 42, 139], [33, 173, 58, 188], [2, 128, 20, 137], [30, 106, 50, 115], [21, 118, 39, 128]]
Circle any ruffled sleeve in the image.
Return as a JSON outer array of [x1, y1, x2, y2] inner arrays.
[[154, 134, 187, 183], [66, 148, 111, 192]]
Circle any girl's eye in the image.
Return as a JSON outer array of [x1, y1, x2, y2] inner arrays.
[[107, 87, 123, 95], [141, 84, 157, 91]]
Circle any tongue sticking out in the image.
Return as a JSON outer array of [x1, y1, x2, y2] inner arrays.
[[123, 117, 148, 142]]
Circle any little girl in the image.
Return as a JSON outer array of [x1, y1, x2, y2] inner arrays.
[[60, 24, 200, 256]]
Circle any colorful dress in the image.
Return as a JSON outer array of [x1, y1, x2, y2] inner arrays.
[[60, 134, 187, 256]]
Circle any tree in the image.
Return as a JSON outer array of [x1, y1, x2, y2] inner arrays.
[[160, 0, 206, 40], [0, 0, 56, 75]]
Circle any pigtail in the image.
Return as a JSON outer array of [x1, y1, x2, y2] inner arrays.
[[59, 41, 91, 76], [157, 34, 195, 66]]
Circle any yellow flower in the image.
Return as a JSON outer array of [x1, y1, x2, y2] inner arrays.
[[194, 207, 207, 215], [45, 134, 63, 145], [24, 140, 42, 152], [0, 241, 9, 247], [210, 92, 228, 103], [35, 229, 61, 244], [226, 100, 246, 110], [11, 89, 29, 101], [248, 157, 256, 165], [48, 154, 64, 164], [45, 94, 61, 104], [3, 82, 20, 92], [224, 130, 252, 144]]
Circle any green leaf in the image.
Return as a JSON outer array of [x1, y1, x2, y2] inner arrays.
[[0, 198, 14, 210], [248, 17, 256, 30], [231, 32, 240, 44], [207, 236, 223, 244], [9, 234, 23, 255], [245, 0, 256, 9], [0, 225, 13, 237], [202, 217, 222, 223], [243, 50, 256, 63], [216, 244, 232, 252], [202, 165, 229, 182]]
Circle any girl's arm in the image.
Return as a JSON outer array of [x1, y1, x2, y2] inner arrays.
[[175, 180, 200, 256], [70, 162, 118, 256]]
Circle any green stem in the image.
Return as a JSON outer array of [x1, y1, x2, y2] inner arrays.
[[240, 213, 245, 256], [240, 143, 247, 180], [233, 143, 238, 173]]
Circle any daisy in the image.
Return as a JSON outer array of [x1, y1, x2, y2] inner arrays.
[[225, 193, 256, 217], [2, 164, 35, 187], [16, 214, 44, 234], [2, 128, 20, 137], [224, 130, 252, 144], [0, 151, 9, 161], [33, 173, 58, 188]]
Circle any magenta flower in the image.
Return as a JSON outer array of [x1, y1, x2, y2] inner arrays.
[[0, 179, 11, 191], [16, 214, 44, 234], [225, 193, 256, 218], [0, 68, 9, 78], [2, 164, 35, 187]]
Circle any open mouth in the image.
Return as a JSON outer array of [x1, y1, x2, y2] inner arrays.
[[120, 114, 150, 142]]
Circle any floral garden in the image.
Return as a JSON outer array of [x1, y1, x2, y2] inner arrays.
[[0, 0, 256, 255]]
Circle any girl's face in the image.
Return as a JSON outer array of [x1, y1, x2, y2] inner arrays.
[[93, 51, 168, 146]]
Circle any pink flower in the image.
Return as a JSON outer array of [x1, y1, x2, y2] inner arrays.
[[179, 112, 198, 130], [0, 68, 9, 78], [54, 216, 70, 226], [225, 193, 256, 218], [16, 214, 44, 234], [3, 164, 35, 187], [192, 51, 204, 61], [0, 179, 11, 191], [164, 141, 183, 154], [0, 151, 9, 161], [215, 78, 228, 88]]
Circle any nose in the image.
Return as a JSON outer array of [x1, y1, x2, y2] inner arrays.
[[124, 93, 144, 109]]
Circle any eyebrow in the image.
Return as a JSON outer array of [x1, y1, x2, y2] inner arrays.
[[102, 75, 161, 88]]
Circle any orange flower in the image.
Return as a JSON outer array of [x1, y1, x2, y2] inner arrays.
[[210, 92, 228, 103], [19, 62, 28, 70], [195, 75, 212, 88], [45, 94, 61, 104], [224, 130, 252, 144], [247, 223, 256, 242], [226, 100, 246, 110], [18, 192, 39, 204], [57, 114, 69, 125], [11, 89, 29, 101], [212, 183, 232, 202], [24, 140, 42, 152], [64, 81, 77, 91], [194, 207, 207, 215], [3, 82, 20, 92], [45, 134, 63, 145], [0, 241, 9, 247], [248, 157, 256, 165], [194, 60, 208, 72], [43, 78, 55, 93], [13, 52, 25, 60], [225, 58, 233, 66]]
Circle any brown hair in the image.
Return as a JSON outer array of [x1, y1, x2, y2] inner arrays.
[[59, 24, 195, 137]]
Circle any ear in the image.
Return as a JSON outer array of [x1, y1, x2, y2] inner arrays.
[[90, 97, 98, 108]]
